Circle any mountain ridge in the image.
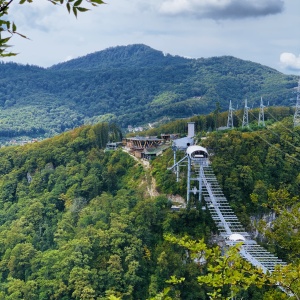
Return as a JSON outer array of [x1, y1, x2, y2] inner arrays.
[[49, 44, 189, 71], [0, 44, 298, 142]]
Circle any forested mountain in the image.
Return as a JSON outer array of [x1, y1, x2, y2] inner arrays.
[[0, 114, 299, 298], [0, 122, 214, 299], [0, 44, 298, 141]]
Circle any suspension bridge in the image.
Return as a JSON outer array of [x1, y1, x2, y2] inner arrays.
[[165, 81, 300, 295], [168, 141, 288, 280]]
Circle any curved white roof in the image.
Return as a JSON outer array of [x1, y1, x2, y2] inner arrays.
[[228, 233, 246, 242], [186, 145, 208, 156], [173, 137, 194, 150]]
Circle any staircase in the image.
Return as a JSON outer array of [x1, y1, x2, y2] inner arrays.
[[200, 164, 286, 273]]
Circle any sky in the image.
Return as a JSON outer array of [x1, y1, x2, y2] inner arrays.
[[4, 0, 300, 75]]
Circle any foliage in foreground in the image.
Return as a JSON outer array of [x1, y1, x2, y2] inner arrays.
[[0, 0, 104, 57], [156, 235, 300, 300]]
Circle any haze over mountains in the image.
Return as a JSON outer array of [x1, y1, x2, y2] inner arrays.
[[0, 44, 298, 140]]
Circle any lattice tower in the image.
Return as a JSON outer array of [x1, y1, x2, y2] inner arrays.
[[258, 97, 265, 127], [242, 99, 249, 128], [294, 79, 300, 128], [227, 100, 234, 128]]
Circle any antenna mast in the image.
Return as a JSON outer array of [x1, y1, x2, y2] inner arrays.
[[258, 97, 265, 127], [294, 79, 300, 128], [242, 99, 249, 128], [227, 100, 234, 128]]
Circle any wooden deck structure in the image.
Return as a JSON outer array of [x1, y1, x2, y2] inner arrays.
[[123, 136, 168, 159], [124, 137, 164, 150]]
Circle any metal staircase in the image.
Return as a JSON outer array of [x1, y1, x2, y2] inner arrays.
[[202, 166, 250, 238], [169, 149, 287, 275], [201, 164, 286, 274]]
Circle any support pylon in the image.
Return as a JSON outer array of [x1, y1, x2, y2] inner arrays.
[[242, 99, 249, 128], [167, 145, 288, 290], [294, 79, 300, 128], [258, 97, 265, 127], [227, 100, 234, 128]]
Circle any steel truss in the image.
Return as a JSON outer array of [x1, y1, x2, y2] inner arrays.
[[169, 154, 287, 276], [242, 99, 249, 128], [294, 79, 300, 128], [258, 97, 265, 127], [227, 100, 234, 128], [200, 163, 286, 274]]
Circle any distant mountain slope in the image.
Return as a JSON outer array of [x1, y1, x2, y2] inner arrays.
[[0, 44, 298, 140], [50, 44, 188, 70]]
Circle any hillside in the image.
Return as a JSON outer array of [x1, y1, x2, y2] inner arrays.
[[0, 122, 212, 299], [0, 44, 298, 142], [0, 117, 299, 298]]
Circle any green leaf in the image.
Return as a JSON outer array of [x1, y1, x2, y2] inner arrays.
[[74, 0, 83, 7], [66, 2, 71, 13], [0, 52, 17, 57], [15, 32, 29, 39], [76, 7, 89, 12], [73, 6, 78, 17], [0, 37, 11, 44], [91, 0, 105, 4]]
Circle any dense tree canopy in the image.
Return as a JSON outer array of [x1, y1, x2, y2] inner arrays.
[[0, 44, 297, 144], [0, 116, 298, 298], [0, 121, 215, 299]]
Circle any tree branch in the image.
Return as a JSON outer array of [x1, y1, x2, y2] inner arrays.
[[0, 0, 14, 14]]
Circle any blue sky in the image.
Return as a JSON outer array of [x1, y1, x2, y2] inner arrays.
[[5, 0, 300, 75]]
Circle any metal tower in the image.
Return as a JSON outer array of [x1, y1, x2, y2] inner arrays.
[[242, 99, 249, 128], [294, 79, 300, 128], [258, 97, 265, 127], [227, 100, 234, 128], [168, 146, 287, 285]]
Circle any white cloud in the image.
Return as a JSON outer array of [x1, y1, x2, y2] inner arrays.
[[159, 0, 284, 19], [280, 52, 300, 71], [64, 55, 74, 62], [4, 0, 299, 76]]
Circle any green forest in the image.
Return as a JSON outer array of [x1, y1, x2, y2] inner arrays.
[[0, 112, 299, 299], [0, 44, 298, 142]]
